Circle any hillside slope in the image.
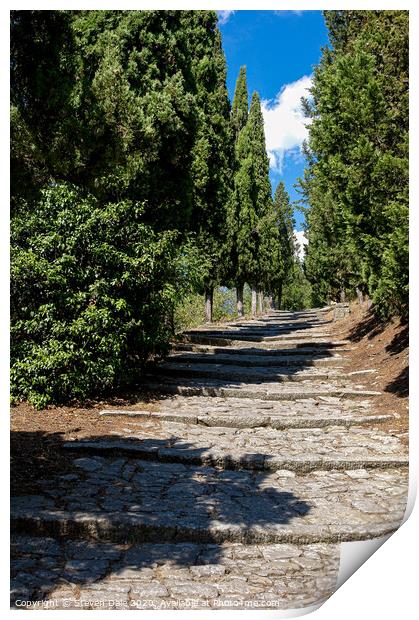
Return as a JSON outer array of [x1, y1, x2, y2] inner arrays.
[[331, 304, 408, 441]]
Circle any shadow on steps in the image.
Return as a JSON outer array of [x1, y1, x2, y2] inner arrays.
[[11, 429, 311, 604]]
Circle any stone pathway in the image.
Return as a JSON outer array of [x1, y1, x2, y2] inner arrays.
[[10, 309, 408, 610], [99, 396, 393, 429], [62, 423, 407, 470], [11, 537, 339, 610]]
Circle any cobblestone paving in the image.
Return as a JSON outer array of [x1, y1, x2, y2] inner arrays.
[[63, 422, 408, 470], [155, 361, 356, 382], [11, 309, 408, 610], [11, 537, 339, 610], [11, 460, 407, 544], [145, 377, 380, 400], [100, 395, 392, 428]]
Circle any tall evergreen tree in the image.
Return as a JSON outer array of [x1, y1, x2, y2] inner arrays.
[[270, 181, 294, 307], [71, 10, 197, 230], [184, 11, 233, 322], [10, 10, 82, 207], [234, 91, 273, 315], [228, 66, 249, 316], [11, 10, 199, 230], [231, 66, 248, 142], [301, 10, 408, 317]]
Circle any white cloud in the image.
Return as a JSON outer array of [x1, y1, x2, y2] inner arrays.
[[216, 10, 235, 24], [261, 75, 312, 172], [274, 10, 304, 17], [267, 150, 278, 169], [294, 230, 308, 261]]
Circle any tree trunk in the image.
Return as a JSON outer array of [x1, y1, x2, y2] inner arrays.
[[340, 288, 346, 303], [257, 290, 264, 314], [169, 309, 175, 335], [277, 282, 283, 310], [251, 287, 257, 316], [204, 286, 213, 323], [236, 284, 244, 317]]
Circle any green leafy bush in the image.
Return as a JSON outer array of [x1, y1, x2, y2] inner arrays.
[[173, 293, 206, 333], [281, 261, 313, 311], [11, 184, 207, 407]]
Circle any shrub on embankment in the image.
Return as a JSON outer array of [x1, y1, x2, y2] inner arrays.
[[11, 184, 209, 408]]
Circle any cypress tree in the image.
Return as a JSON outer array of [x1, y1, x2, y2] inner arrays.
[[72, 10, 197, 230], [184, 11, 233, 323], [231, 66, 248, 142], [301, 10, 408, 317], [234, 91, 273, 315], [10, 10, 82, 207], [229, 66, 249, 316], [11, 10, 198, 231], [271, 181, 294, 308]]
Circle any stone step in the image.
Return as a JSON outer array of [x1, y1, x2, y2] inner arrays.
[[183, 324, 329, 335], [11, 461, 407, 544], [266, 311, 331, 319], [234, 317, 326, 325], [223, 321, 331, 330], [12, 304, 404, 611], [151, 363, 370, 383], [11, 535, 340, 610], [184, 318, 334, 328], [62, 420, 408, 471], [229, 321, 331, 330], [173, 343, 351, 356], [183, 332, 337, 343], [99, 407, 395, 430], [270, 307, 330, 312], [99, 394, 387, 429], [144, 379, 380, 401], [181, 334, 348, 346], [212, 323, 330, 338], [166, 352, 348, 368]]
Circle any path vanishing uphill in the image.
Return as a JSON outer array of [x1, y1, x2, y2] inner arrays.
[[11, 309, 408, 610]]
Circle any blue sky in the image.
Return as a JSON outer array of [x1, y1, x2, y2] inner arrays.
[[218, 10, 329, 231]]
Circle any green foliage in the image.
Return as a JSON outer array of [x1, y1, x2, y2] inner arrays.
[[186, 11, 233, 288], [173, 293, 206, 333], [174, 286, 246, 332], [11, 10, 236, 406], [10, 10, 82, 205], [212, 288, 235, 322], [72, 10, 199, 228], [372, 198, 409, 318], [11, 184, 208, 408], [301, 10, 408, 318], [231, 91, 275, 288], [231, 66, 248, 141], [269, 182, 295, 305], [281, 261, 313, 311], [11, 10, 199, 227]]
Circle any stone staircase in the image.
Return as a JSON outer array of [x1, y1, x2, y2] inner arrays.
[[11, 308, 408, 610]]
